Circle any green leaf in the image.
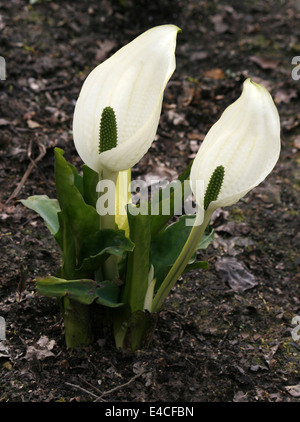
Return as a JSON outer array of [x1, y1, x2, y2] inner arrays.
[[182, 260, 209, 274], [54, 148, 99, 270], [67, 161, 84, 196], [150, 215, 213, 290], [20, 195, 61, 236], [75, 229, 134, 278], [82, 164, 98, 208], [57, 210, 76, 279], [37, 276, 123, 308]]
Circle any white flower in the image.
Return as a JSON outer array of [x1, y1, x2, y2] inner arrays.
[[152, 79, 281, 313], [73, 25, 179, 173], [190, 79, 281, 215]]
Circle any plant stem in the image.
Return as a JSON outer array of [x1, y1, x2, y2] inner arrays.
[[62, 297, 93, 348], [115, 169, 131, 237], [99, 168, 118, 230], [121, 209, 151, 312], [99, 168, 119, 281], [113, 306, 158, 351], [151, 210, 213, 313]]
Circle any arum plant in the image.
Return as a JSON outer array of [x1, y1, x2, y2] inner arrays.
[[73, 24, 179, 280], [151, 79, 281, 312], [21, 24, 281, 351], [22, 25, 181, 349]]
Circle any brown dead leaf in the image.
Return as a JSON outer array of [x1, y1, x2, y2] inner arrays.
[[250, 56, 280, 69], [255, 183, 281, 205], [285, 384, 300, 397], [215, 221, 250, 236], [27, 120, 41, 129], [95, 39, 117, 62], [215, 257, 257, 293], [25, 335, 56, 361], [189, 140, 200, 153], [0, 118, 11, 126], [23, 111, 35, 120], [187, 133, 205, 141], [281, 116, 300, 131], [211, 14, 229, 33], [275, 88, 298, 104], [0, 203, 16, 221], [0, 342, 10, 359], [166, 110, 188, 126], [190, 51, 208, 61], [202, 68, 226, 80], [28, 77, 46, 92], [264, 343, 279, 367], [178, 80, 200, 107], [293, 135, 300, 149], [233, 390, 249, 402]]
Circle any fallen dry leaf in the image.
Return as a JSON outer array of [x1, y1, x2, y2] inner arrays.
[[250, 56, 280, 70], [0, 342, 10, 359], [293, 135, 300, 149], [211, 14, 229, 33], [0, 118, 11, 126], [178, 80, 200, 107], [190, 51, 208, 61], [187, 133, 205, 141], [215, 256, 257, 293], [28, 77, 47, 92], [27, 119, 41, 129], [166, 110, 188, 126], [215, 221, 250, 236], [285, 384, 300, 397], [95, 39, 117, 62], [255, 183, 281, 205], [202, 68, 226, 80], [275, 88, 298, 104], [25, 335, 56, 361]]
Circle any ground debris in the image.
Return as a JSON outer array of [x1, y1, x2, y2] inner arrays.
[[0, 0, 299, 403]]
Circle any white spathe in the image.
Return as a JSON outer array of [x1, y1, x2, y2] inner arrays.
[[190, 79, 281, 214], [73, 25, 179, 173]]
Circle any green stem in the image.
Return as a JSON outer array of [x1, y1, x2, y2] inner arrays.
[[62, 297, 93, 348], [99, 168, 119, 281], [121, 208, 151, 312], [151, 210, 213, 313], [113, 306, 158, 351], [99, 169, 118, 230], [115, 169, 131, 237]]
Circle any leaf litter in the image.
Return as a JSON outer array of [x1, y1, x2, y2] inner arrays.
[[0, 0, 300, 403]]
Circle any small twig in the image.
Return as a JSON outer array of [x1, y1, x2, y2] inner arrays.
[[218, 328, 229, 348], [39, 83, 72, 92], [6, 136, 59, 204], [78, 375, 102, 395], [6, 140, 47, 203], [65, 382, 104, 401], [65, 369, 146, 402], [21, 214, 40, 227], [94, 368, 146, 402]]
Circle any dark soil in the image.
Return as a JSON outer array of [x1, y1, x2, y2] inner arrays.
[[0, 0, 300, 403]]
